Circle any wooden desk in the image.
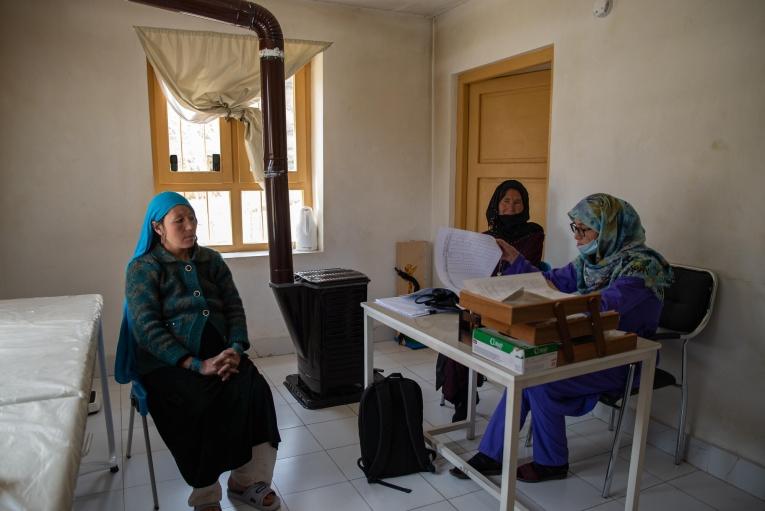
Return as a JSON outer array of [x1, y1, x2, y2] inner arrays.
[[0, 295, 117, 510], [362, 302, 659, 511]]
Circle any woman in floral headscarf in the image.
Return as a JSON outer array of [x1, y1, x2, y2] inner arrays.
[[450, 193, 672, 483]]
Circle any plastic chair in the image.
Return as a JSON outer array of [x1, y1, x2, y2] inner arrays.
[[125, 381, 160, 509], [599, 264, 718, 497]]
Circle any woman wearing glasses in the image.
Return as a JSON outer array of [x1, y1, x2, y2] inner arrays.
[[450, 193, 672, 483]]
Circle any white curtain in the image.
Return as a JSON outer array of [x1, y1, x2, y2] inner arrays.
[[135, 26, 330, 183]]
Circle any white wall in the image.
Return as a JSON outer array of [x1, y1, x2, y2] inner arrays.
[[432, 0, 765, 465], [0, 1, 432, 353]]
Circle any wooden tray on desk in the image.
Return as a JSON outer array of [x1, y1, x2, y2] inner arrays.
[[459, 289, 601, 326], [555, 331, 637, 366], [482, 311, 620, 345]]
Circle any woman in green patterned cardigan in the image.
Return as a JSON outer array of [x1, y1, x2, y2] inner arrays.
[[119, 191, 281, 511]]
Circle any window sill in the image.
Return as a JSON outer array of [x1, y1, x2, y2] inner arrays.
[[221, 248, 323, 260]]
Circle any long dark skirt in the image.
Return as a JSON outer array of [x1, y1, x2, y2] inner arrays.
[[142, 328, 280, 488]]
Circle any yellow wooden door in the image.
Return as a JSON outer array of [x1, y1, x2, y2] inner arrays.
[[465, 70, 551, 233]]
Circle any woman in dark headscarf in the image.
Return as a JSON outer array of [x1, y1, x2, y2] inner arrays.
[[451, 193, 672, 483], [485, 179, 545, 269], [436, 181, 546, 422]]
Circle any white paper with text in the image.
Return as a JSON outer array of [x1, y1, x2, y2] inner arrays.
[[435, 227, 502, 292]]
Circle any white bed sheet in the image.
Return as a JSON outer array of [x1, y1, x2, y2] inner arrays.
[[0, 397, 88, 511], [0, 295, 104, 510], [0, 295, 102, 405]]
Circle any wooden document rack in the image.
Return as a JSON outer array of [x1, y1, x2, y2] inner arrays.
[[459, 290, 637, 365]]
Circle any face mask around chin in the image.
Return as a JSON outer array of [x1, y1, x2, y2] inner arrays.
[[578, 239, 598, 257]]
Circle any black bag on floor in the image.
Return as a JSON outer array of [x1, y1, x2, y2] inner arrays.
[[357, 372, 436, 493]]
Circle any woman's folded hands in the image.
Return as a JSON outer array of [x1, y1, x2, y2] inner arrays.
[[201, 348, 241, 381]]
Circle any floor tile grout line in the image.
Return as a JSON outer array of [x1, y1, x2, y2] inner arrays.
[[663, 475, 728, 511], [280, 480, 374, 510]]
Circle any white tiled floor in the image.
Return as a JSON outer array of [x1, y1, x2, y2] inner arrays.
[[75, 342, 765, 511]]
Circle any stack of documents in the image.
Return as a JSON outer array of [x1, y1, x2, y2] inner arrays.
[[375, 288, 457, 317], [375, 294, 437, 318]]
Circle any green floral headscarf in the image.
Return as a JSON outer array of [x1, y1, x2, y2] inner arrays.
[[568, 193, 672, 298]]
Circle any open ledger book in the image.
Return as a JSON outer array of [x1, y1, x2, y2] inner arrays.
[[463, 273, 571, 303]]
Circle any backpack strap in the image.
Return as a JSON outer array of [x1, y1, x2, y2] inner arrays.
[[365, 379, 395, 479], [398, 379, 437, 472]]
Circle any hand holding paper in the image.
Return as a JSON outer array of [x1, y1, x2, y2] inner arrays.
[[434, 227, 502, 292]]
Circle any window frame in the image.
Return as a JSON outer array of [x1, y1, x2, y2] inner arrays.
[[146, 61, 313, 252]]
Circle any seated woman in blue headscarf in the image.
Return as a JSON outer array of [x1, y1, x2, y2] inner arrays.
[[116, 192, 281, 511], [450, 193, 672, 483]]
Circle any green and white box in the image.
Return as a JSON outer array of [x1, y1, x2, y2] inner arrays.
[[472, 327, 559, 374]]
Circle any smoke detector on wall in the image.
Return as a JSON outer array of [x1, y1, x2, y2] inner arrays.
[[593, 0, 612, 17]]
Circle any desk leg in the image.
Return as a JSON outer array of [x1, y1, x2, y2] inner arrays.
[[625, 356, 656, 510], [499, 382, 523, 511], [97, 322, 118, 471], [466, 368, 477, 440], [364, 312, 374, 388]]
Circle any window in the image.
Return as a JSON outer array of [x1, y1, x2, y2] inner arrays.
[[146, 62, 313, 252]]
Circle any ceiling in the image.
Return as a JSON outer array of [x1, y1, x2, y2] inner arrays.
[[306, 0, 467, 17]]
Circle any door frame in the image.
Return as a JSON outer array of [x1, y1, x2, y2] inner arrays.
[[453, 45, 554, 228]]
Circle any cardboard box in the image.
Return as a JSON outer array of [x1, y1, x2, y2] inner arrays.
[[472, 327, 559, 373]]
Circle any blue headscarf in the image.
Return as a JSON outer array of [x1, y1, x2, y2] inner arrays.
[[114, 192, 193, 384], [567, 193, 672, 299]]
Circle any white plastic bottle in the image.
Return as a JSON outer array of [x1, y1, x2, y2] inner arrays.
[[296, 206, 318, 251]]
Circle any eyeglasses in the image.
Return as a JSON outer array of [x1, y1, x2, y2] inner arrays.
[[569, 222, 593, 237]]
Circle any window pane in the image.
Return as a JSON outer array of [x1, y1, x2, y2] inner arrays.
[[242, 189, 305, 245], [285, 76, 297, 172], [242, 190, 266, 244], [167, 104, 221, 172], [288, 190, 304, 240], [181, 191, 232, 246], [247, 75, 297, 173]]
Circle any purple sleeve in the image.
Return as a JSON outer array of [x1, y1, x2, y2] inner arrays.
[[501, 257, 579, 293], [546, 263, 579, 293], [599, 277, 657, 315]]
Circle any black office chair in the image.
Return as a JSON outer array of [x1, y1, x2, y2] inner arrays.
[[599, 264, 718, 497]]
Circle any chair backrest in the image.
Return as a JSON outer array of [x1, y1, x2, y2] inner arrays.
[[659, 264, 718, 338]]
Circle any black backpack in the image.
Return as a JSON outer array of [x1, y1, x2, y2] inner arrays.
[[357, 373, 437, 492]]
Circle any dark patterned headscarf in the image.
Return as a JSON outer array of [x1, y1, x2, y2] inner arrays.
[[485, 180, 543, 243], [568, 193, 672, 299]]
